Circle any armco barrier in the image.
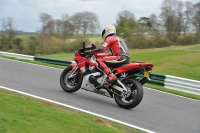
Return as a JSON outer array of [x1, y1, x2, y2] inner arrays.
[[0, 51, 34, 60], [136, 73, 165, 87], [34, 56, 71, 66], [1, 51, 200, 95], [165, 75, 200, 95]]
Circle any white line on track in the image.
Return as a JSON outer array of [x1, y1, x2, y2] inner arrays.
[[0, 85, 156, 133]]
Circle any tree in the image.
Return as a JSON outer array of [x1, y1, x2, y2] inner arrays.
[[148, 14, 163, 35], [0, 17, 24, 52], [61, 14, 74, 41], [192, 2, 200, 42], [0, 17, 16, 50], [69, 13, 82, 34], [138, 17, 152, 34], [115, 10, 137, 38], [81, 11, 100, 34], [39, 13, 53, 33], [70, 11, 100, 35], [54, 19, 62, 35], [160, 0, 184, 42], [182, 1, 193, 37], [26, 36, 39, 55]]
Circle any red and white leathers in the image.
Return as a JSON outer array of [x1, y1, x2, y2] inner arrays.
[[90, 34, 130, 84]]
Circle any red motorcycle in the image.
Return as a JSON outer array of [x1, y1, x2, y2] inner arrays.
[[60, 42, 154, 109]]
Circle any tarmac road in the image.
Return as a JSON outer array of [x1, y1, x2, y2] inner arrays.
[[0, 58, 200, 133]]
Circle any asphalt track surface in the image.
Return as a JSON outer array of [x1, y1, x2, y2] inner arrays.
[[0, 58, 200, 133]]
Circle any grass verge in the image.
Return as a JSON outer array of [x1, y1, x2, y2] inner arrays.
[[0, 89, 144, 133]]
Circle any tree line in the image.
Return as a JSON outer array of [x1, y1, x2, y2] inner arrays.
[[0, 0, 199, 55], [116, 0, 200, 48]]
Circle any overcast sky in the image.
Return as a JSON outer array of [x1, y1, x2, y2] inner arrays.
[[0, 0, 199, 32]]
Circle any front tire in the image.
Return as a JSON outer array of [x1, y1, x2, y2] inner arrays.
[[60, 66, 83, 93], [114, 79, 143, 109]]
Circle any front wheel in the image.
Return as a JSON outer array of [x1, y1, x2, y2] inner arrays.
[[60, 66, 83, 93], [114, 79, 143, 109]]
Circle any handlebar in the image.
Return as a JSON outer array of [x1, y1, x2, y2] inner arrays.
[[82, 41, 86, 48]]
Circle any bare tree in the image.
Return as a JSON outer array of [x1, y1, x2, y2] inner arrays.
[[55, 19, 63, 35], [62, 14, 74, 41], [70, 11, 100, 35], [192, 2, 200, 42], [39, 13, 53, 33], [81, 11, 100, 34], [149, 14, 163, 35], [160, 0, 184, 42], [46, 20, 55, 35], [182, 1, 193, 36], [69, 13, 82, 34], [1, 17, 16, 49], [138, 17, 152, 34]]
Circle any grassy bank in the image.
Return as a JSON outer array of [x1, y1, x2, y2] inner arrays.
[[0, 89, 143, 133]]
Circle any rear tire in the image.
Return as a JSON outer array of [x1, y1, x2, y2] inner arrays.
[[60, 66, 83, 93], [114, 79, 143, 109]]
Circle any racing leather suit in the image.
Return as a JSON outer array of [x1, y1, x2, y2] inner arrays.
[[90, 34, 130, 84]]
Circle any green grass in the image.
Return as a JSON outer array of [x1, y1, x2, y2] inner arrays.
[[16, 34, 38, 39], [0, 89, 143, 133], [129, 49, 200, 80]]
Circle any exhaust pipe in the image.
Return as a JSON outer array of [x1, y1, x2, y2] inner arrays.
[[139, 77, 150, 85]]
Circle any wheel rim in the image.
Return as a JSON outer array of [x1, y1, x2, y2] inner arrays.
[[120, 83, 137, 103], [64, 71, 80, 89]]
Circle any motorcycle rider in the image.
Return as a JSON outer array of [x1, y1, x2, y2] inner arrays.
[[85, 25, 130, 86]]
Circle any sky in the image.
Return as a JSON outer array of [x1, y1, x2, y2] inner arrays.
[[0, 0, 199, 32]]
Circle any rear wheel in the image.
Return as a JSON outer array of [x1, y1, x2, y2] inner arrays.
[[114, 79, 143, 109], [60, 66, 83, 93]]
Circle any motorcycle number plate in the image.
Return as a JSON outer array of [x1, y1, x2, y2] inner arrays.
[[144, 70, 149, 78]]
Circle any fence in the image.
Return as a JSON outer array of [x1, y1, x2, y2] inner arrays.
[[1, 51, 200, 95]]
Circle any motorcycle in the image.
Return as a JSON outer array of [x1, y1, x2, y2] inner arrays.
[[60, 42, 154, 109]]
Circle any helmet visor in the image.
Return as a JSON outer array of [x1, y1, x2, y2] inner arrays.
[[102, 30, 106, 40]]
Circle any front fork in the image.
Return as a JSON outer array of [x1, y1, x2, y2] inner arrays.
[[68, 64, 79, 79]]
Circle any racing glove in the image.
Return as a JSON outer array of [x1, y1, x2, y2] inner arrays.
[[84, 50, 91, 55]]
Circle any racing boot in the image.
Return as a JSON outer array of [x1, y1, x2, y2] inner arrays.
[[103, 73, 117, 85], [97, 59, 117, 86]]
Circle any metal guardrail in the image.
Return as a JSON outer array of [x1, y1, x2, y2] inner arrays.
[[34, 56, 71, 66], [165, 75, 200, 95], [1, 51, 200, 95], [0, 51, 34, 60], [136, 73, 165, 86]]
